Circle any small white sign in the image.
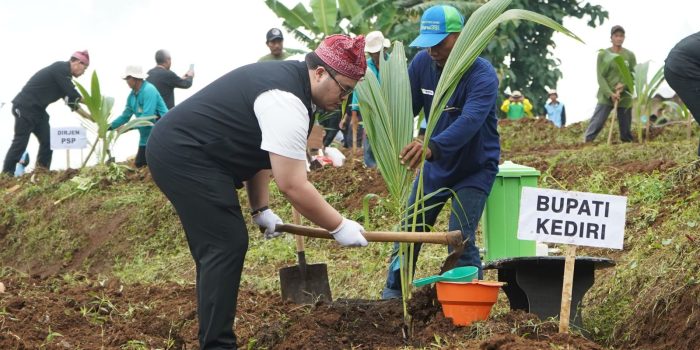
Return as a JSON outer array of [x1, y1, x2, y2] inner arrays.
[[518, 187, 627, 249], [50, 127, 87, 150]]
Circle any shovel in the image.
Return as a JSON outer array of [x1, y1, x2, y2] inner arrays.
[[275, 222, 466, 274], [278, 209, 333, 304]]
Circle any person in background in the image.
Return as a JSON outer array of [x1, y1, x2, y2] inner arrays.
[[500, 90, 532, 120], [258, 28, 292, 61], [318, 109, 343, 148], [146, 49, 194, 109], [544, 89, 566, 128], [2, 50, 89, 175], [381, 5, 500, 299], [664, 31, 700, 156], [110, 65, 168, 168], [340, 91, 363, 149], [14, 151, 30, 177], [350, 30, 391, 168], [584, 25, 636, 143], [146, 34, 368, 349]]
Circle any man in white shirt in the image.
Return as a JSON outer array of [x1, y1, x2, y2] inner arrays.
[[146, 34, 368, 349]]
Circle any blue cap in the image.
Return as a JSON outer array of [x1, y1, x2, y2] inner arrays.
[[409, 5, 464, 48]]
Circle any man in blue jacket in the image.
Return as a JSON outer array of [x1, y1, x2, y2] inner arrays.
[[110, 65, 168, 168], [382, 5, 500, 299]]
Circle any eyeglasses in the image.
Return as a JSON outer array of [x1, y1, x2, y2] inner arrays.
[[326, 69, 354, 98]]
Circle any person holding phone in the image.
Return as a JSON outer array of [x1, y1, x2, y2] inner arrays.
[[146, 49, 194, 109]]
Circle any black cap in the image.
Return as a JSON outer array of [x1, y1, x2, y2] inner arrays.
[[266, 28, 284, 42], [611, 25, 625, 35]]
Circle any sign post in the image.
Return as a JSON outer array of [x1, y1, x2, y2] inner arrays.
[[518, 187, 627, 332], [51, 127, 87, 169]]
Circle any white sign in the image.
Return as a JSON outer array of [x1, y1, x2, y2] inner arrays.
[[518, 187, 627, 249], [50, 127, 87, 150]]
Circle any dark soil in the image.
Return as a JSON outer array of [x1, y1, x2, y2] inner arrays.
[[2, 134, 698, 349], [308, 155, 388, 212], [0, 274, 608, 349]]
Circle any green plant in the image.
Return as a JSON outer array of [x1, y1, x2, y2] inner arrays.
[[121, 340, 148, 350], [356, 0, 581, 333], [266, 0, 607, 115], [53, 175, 98, 205], [631, 61, 665, 141], [41, 326, 63, 348], [74, 71, 155, 166]]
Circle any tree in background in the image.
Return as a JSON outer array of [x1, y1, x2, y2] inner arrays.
[[266, 0, 607, 116]]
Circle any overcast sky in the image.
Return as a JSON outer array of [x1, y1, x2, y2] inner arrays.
[[1, 0, 698, 171]]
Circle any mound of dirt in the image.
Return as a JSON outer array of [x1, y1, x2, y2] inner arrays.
[[308, 156, 388, 212], [0, 274, 606, 349]]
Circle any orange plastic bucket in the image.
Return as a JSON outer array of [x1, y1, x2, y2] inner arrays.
[[435, 281, 504, 326]]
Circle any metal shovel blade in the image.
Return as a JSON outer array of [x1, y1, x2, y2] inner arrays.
[[279, 262, 332, 304]]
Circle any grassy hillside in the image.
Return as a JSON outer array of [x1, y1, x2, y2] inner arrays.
[[1, 118, 698, 349]]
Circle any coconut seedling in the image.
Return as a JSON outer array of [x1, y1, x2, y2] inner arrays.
[[356, 0, 581, 334], [631, 62, 665, 142], [74, 71, 155, 167]]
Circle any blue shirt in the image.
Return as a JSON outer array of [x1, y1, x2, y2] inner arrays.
[[14, 151, 29, 177], [111, 81, 168, 146], [544, 101, 565, 128], [409, 51, 500, 194], [351, 56, 381, 111]]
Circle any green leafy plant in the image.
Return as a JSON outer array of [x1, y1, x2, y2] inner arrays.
[[631, 61, 665, 141], [74, 71, 154, 167], [357, 0, 581, 332], [266, 0, 607, 114]]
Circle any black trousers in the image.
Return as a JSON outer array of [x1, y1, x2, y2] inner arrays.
[[135, 146, 147, 168], [665, 68, 700, 156], [147, 147, 247, 350], [2, 105, 52, 174], [318, 112, 341, 147], [584, 103, 633, 143]]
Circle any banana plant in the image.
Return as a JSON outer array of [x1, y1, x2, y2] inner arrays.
[[356, 0, 581, 331], [631, 62, 665, 142], [74, 71, 154, 167]]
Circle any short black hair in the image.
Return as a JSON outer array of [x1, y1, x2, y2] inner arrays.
[[155, 49, 170, 64], [305, 52, 337, 76], [610, 25, 625, 36]]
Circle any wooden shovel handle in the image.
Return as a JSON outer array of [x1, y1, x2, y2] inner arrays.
[[292, 209, 304, 253], [275, 223, 463, 247]]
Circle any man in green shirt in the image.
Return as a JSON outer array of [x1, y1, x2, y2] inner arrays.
[[584, 25, 636, 143], [258, 28, 292, 62]]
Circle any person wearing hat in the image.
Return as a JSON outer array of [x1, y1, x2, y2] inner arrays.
[[109, 65, 168, 168], [349, 30, 391, 168], [584, 25, 636, 143], [500, 90, 533, 120], [147, 49, 194, 109], [544, 89, 566, 128], [147, 34, 368, 348], [664, 31, 700, 156], [381, 5, 500, 299], [258, 27, 292, 61], [2, 50, 89, 175]]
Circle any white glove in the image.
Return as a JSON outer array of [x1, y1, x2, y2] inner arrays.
[[331, 218, 368, 247], [253, 209, 284, 239]]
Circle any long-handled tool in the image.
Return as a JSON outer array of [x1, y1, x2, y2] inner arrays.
[[274, 223, 465, 274], [278, 210, 333, 304]]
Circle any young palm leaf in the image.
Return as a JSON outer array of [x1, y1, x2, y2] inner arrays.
[[632, 62, 665, 141], [356, 41, 414, 206]]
